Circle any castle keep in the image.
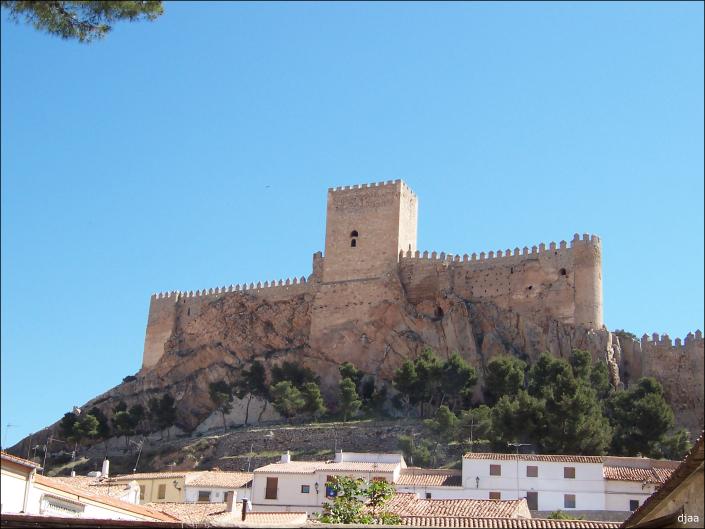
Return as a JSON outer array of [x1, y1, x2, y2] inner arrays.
[[142, 180, 604, 370]]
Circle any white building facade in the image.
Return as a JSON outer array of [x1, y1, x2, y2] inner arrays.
[[251, 451, 405, 514]]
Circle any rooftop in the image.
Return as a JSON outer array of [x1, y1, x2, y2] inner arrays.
[[397, 468, 463, 487], [1, 450, 43, 470], [399, 517, 621, 528], [463, 453, 604, 464], [253, 460, 400, 474], [109, 470, 253, 488], [386, 493, 529, 518]]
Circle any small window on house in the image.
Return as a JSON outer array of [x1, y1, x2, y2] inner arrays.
[[325, 475, 336, 498], [564, 494, 576, 508], [350, 230, 359, 237], [489, 491, 501, 500], [490, 464, 501, 476], [301, 485, 310, 494], [630, 500, 639, 511], [559, 268, 567, 276], [198, 490, 211, 502], [139, 485, 145, 501], [351, 238, 357, 247], [425, 492, 432, 499], [564, 467, 576, 479], [526, 491, 538, 510], [265, 477, 278, 500], [157, 484, 166, 500], [526, 466, 538, 477]]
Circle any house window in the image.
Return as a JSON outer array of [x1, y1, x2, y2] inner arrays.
[[139, 485, 145, 501], [526, 466, 538, 477], [489, 491, 501, 500], [425, 492, 432, 499], [157, 484, 166, 500], [265, 477, 278, 500], [490, 464, 501, 476], [526, 491, 538, 510], [564, 466, 576, 479], [325, 475, 337, 498], [630, 500, 639, 511], [564, 494, 576, 509], [301, 485, 310, 494], [198, 490, 211, 502]]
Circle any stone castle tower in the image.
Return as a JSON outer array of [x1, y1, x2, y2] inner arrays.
[[142, 179, 603, 370]]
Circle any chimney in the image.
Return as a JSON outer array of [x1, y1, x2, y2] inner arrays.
[[101, 459, 110, 478], [225, 491, 236, 513], [70, 471, 76, 477], [280, 451, 291, 463], [241, 498, 249, 521], [334, 449, 343, 463]]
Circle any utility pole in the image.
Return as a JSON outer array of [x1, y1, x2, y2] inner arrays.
[[508, 442, 530, 501]]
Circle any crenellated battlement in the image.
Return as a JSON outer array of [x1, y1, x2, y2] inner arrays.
[[639, 330, 704, 348], [327, 178, 416, 198], [151, 276, 311, 301], [398, 232, 601, 265]]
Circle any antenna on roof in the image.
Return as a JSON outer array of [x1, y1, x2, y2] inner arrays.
[[129, 439, 144, 473]]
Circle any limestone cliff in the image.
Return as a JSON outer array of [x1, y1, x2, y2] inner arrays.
[[10, 272, 703, 458]]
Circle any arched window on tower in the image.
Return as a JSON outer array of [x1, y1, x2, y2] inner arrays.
[[350, 230, 358, 248]]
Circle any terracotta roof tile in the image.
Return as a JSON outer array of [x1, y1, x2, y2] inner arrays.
[[463, 453, 604, 463], [0, 451, 43, 470], [145, 501, 232, 523], [110, 471, 188, 481], [210, 510, 308, 526], [387, 493, 528, 518], [185, 470, 253, 488], [603, 465, 674, 484], [399, 517, 621, 528], [33, 475, 177, 522], [623, 431, 705, 527], [254, 460, 399, 474], [397, 468, 463, 487], [50, 476, 134, 498]]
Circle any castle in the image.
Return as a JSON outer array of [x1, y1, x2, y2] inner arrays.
[[142, 179, 604, 370]]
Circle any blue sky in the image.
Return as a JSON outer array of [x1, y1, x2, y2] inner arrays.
[[1, 2, 703, 448]]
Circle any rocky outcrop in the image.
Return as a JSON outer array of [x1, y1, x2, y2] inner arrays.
[[9, 272, 703, 458]]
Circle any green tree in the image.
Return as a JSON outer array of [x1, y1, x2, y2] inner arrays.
[[339, 362, 363, 389], [589, 360, 613, 400], [319, 476, 368, 524], [655, 429, 692, 460], [608, 377, 675, 457], [392, 360, 419, 416], [319, 476, 401, 525], [128, 404, 145, 433], [88, 407, 111, 439], [365, 480, 401, 525], [483, 356, 526, 405], [440, 352, 478, 410], [424, 405, 459, 465], [59, 412, 78, 440], [1, 1, 164, 43], [458, 405, 493, 451], [397, 435, 432, 467], [72, 413, 99, 445], [413, 349, 443, 417], [569, 349, 592, 381], [271, 361, 319, 389], [111, 410, 135, 445], [339, 377, 362, 422], [234, 361, 268, 425], [148, 393, 177, 439], [301, 382, 327, 420], [270, 381, 305, 419], [209, 381, 234, 432]]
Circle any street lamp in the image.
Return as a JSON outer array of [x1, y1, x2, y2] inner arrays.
[[508, 442, 530, 501]]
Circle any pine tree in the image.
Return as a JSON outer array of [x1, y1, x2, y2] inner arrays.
[[270, 381, 305, 419], [301, 382, 327, 420], [209, 381, 234, 432], [483, 356, 526, 405], [339, 378, 362, 422]]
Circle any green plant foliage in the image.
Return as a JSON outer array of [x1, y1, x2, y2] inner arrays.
[[440, 352, 478, 410], [1, 1, 164, 43], [271, 361, 319, 388], [458, 405, 493, 450], [397, 434, 432, 467], [607, 377, 676, 457], [483, 356, 526, 405], [270, 381, 305, 419], [569, 349, 592, 381], [301, 382, 327, 419], [148, 393, 177, 438], [339, 377, 362, 421], [655, 428, 692, 460], [319, 476, 401, 525], [234, 360, 268, 425]]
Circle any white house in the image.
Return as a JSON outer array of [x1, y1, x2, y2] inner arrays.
[[182, 470, 253, 504], [395, 468, 465, 499], [461, 452, 678, 516], [251, 450, 406, 514], [1, 451, 174, 522]]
